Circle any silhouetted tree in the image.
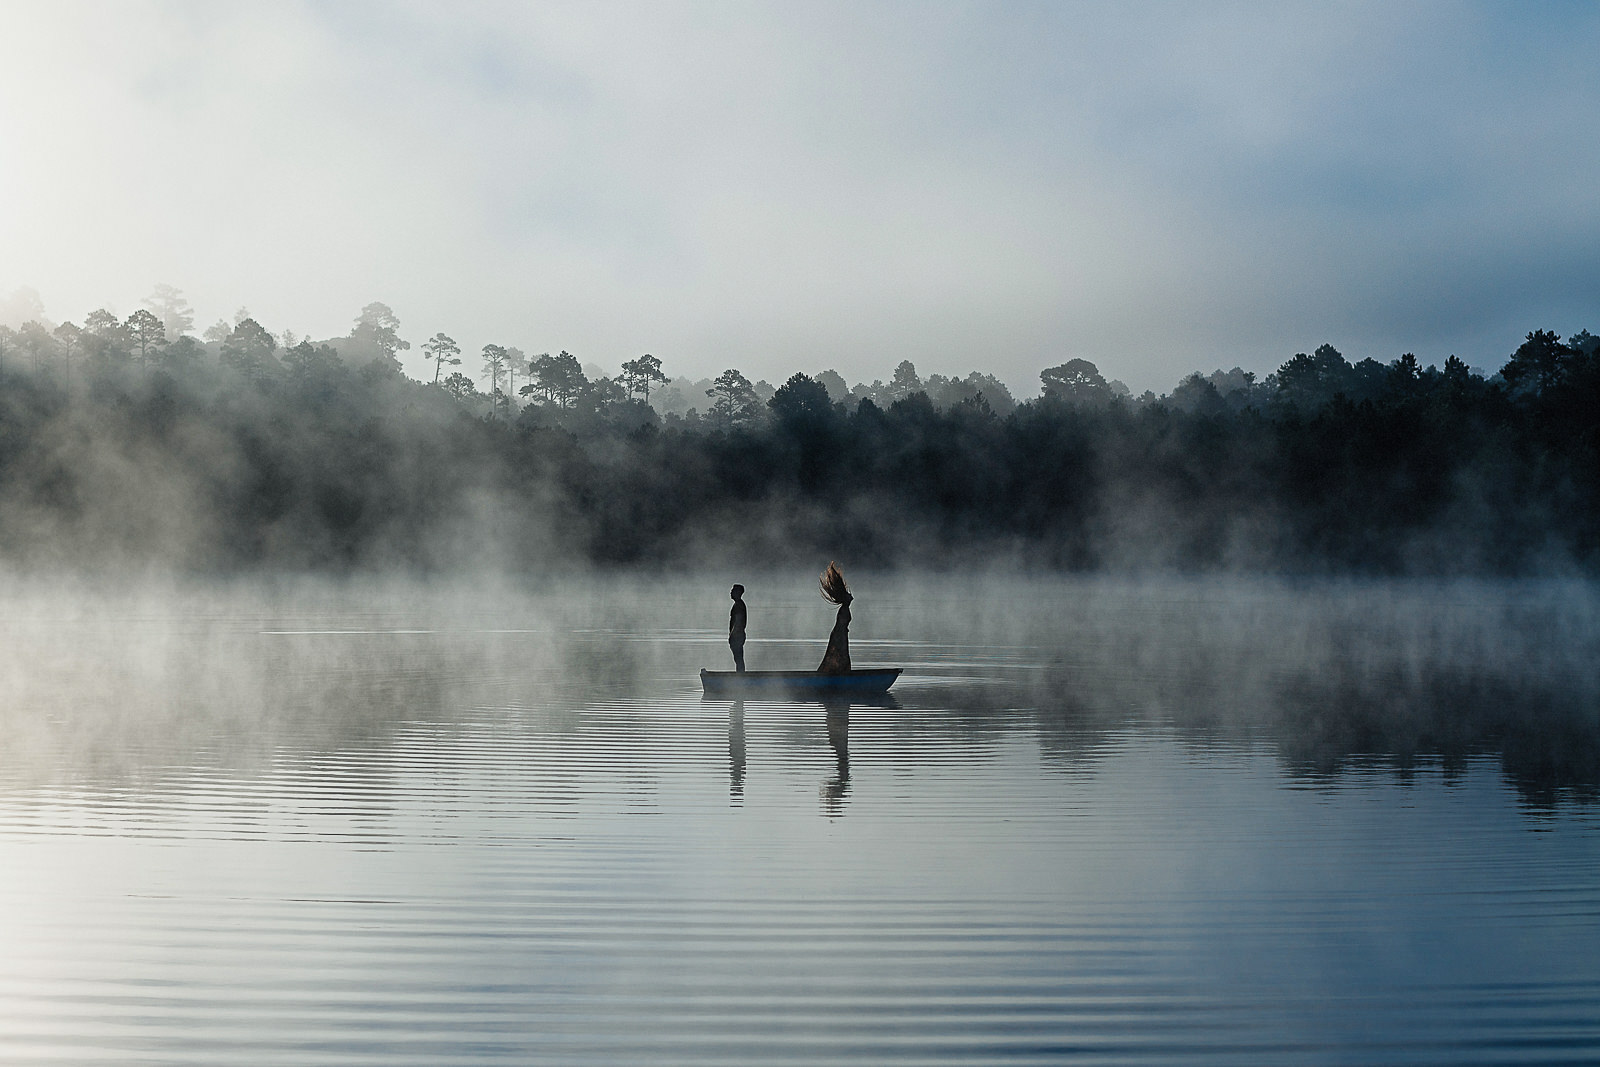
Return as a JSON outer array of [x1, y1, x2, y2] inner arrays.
[[531, 351, 586, 408], [620, 352, 668, 401], [481, 343, 509, 400], [518, 353, 551, 404], [1275, 343, 1352, 409], [220, 317, 279, 383], [1040, 358, 1110, 405], [769, 372, 834, 424], [552, 351, 588, 407], [351, 302, 409, 374], [588, 375, 628, 406], [707, 368, 761, 426], [1502, 329, 1572, 397], [812, 368, 849, 403], [52, 321, 82, 373], [82, 309, 129, 364], [442, 371, 478, 401], [424, 332, 461, 385], [124, 309, 167, 367], [891, 359, 921, 399]]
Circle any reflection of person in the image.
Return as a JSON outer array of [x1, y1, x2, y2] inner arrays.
[[821, 703, 850, 816], [728, 584, 747, 672], [729, 700, 746, 803], [817, 562, 852, 675]]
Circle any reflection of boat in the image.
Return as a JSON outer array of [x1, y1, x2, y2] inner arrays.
[[700, 668, 901, 695]]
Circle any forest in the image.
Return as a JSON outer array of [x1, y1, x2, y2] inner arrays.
[[0, 289, 1596, 575]]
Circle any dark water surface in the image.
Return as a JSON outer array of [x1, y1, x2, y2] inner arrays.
[[0, 576, 1597, 1064]]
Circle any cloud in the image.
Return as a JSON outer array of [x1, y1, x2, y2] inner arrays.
[[1, 1, 1596, 394]]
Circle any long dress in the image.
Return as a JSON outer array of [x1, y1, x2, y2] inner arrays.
[[817, 602, 851, 674]]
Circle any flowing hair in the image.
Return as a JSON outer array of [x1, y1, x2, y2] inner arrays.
[[819, 561, 850, 605]]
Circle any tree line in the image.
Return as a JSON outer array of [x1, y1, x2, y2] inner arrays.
[[0, 286, 1594, 574]]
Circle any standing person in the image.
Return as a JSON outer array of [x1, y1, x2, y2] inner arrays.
[[728, 584, 748, 673], [817, 562, 852, 674]]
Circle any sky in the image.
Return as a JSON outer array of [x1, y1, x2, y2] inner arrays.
[[1, 1, 1596, 396]]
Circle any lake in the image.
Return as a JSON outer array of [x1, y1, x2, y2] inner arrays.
[[0, 574, 1596, 1064]]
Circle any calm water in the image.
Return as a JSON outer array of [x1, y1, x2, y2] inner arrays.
[[0, 575, 1597, 1065]]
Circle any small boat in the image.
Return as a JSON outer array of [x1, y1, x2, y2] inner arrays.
[[700, 668, 902, 695]]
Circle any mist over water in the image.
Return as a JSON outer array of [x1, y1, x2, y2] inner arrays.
[[0, 574, 1596, 1063], [7, 5, 1600, 1059]]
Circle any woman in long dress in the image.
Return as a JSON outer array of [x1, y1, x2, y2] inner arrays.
[[817, 562, 852, 674]]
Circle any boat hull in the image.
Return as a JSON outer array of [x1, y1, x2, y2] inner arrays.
[[700, 668, 902, 695]]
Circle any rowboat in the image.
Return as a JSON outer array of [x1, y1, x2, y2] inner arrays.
[[700, 668, 902, 695]]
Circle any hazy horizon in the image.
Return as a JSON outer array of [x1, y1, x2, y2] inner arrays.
[[4, 2, 1598, 395]]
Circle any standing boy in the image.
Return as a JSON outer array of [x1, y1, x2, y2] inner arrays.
[[728, 584, 747, 672]]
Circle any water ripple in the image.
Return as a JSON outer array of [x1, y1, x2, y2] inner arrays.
[[0, 580, 1598, 1063]]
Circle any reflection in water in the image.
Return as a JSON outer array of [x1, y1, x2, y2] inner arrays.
[[728, 700, 746, 804], [0, 578, 1596, 1064], [715, 697, 856, 816], [821, 703, 850, 816], [871, 577, 1600, 809], [1008, 633, 1600, 809]]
